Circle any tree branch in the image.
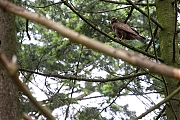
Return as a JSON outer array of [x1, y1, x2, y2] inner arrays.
[[19, 68, 147, 82], [0, 1, 179, 80], [99, 0, 155, 6], [134, 86, 180, 120], [0, 53, 55, 120], [126, 0, 164, 30]]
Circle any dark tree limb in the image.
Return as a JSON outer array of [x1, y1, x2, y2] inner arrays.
[[124, 7, 134, 23], [26, 19, 31, 40], [173, 0, 178, 62], [19, 68, 147, 82], [99, 0, 155, 6]]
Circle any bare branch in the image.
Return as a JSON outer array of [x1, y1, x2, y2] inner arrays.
[[0, 1, 179, 80]]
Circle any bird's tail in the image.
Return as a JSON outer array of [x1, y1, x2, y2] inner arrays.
[[138, 36, 146, 43]]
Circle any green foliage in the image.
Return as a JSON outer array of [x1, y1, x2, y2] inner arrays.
[[15, 0, 166, 119], [75, 107, 108, 120], [100, 81, 125, 97]]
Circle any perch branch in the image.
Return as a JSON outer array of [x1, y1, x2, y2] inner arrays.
[[62, 0, 163, 61]]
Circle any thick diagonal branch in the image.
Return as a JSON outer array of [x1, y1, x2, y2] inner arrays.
[[0, 1, 179, 80], [0, 53, 55, 120]]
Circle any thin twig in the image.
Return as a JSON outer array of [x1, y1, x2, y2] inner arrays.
[[147, 0, 158, 62], [145, 26, 158, 52]]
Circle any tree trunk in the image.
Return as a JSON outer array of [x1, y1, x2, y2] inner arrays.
[[0, 0, 18, 119], [156, 0, 180, 119]]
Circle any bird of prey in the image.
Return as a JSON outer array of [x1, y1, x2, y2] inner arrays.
[[111, 17, 145, 43]]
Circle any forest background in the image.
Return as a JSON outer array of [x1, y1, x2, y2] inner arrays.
[[0, 0, 180, 120]]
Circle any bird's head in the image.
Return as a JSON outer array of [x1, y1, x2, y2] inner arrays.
[[111, 17, 118, 24]]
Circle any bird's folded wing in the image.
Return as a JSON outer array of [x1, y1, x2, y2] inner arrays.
[[115, 23, 139, 36]]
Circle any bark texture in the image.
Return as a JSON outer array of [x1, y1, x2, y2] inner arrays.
[[0, 0, 18, 119], [156, 0, 180, 119]]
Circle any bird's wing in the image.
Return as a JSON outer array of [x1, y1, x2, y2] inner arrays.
[[114, 22, 139, 36], [131, 27, 140, 35]]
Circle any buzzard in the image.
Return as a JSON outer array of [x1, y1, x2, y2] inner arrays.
[[111, 17, 145, 43]]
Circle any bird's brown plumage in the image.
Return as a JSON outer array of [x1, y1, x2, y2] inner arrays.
[[111, 17, 145, 43]]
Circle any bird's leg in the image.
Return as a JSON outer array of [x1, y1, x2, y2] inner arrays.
[[118, 33, 123, 42], [119, 36, 123, 41]]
